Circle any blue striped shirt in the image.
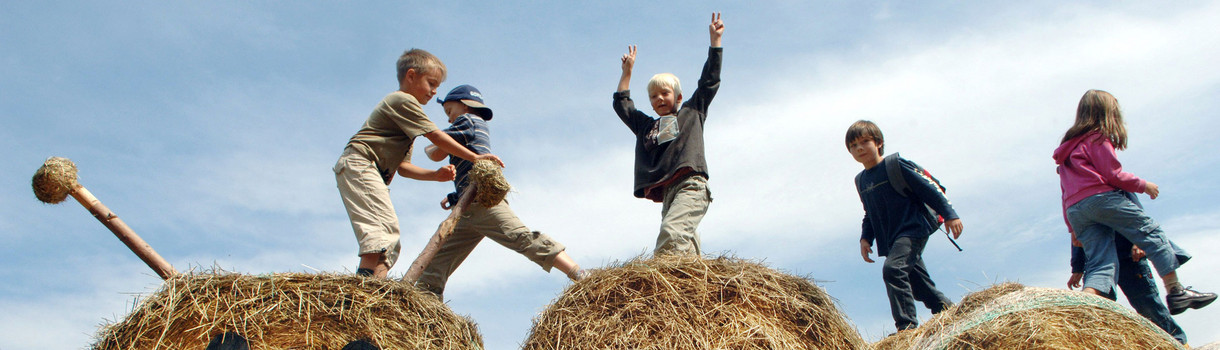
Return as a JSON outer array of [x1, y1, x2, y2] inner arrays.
[[441, 114, 492, 204]]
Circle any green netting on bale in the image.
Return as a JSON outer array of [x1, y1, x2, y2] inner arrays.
[[912, 287, 1182, 350]]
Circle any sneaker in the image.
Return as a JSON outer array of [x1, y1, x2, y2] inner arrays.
[[931, 300, 955, 314], [1166, 286, 1217, 315]]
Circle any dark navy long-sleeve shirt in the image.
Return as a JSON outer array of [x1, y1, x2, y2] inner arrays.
[[856, 156, 959, 256]]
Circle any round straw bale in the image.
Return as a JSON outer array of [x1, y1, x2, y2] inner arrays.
[[469, 159, 509, 208], [32, 156, 79, 204], [92, 272, 482, 350], [522, 255, 867, 350], [874, 283, 1183, 350]]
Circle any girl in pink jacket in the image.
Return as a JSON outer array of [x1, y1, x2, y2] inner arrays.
[[1053, 89, 1214, 315]]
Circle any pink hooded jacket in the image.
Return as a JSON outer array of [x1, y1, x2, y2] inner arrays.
[[1053, 131, 1146, 232]]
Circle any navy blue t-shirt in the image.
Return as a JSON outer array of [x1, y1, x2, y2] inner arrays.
[[856, 157, 958, 256]]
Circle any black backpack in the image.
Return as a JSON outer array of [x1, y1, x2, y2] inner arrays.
[[882, 153, 945, 230], [855, 153, 962, 250]]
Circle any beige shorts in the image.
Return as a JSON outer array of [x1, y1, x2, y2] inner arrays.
[[334, 148, 402, 268]]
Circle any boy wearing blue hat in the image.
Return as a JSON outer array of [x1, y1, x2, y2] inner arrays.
[[612, 13, 724, 256], [334, 49, 503, 279], [418, 85, 586, 298]]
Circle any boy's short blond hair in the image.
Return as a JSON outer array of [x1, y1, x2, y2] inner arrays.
[[647, 73, 682, 97], [396, 48, 447, 84], [845, 120, 885, 155]]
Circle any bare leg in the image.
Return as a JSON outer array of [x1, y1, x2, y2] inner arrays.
[[359, 253, 390, 279], [1083, 287, 1103, 296], [552, 251, 583, 280]]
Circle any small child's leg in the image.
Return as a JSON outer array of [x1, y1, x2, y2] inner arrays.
[[905, 241, 952, 313], [1067, 196, 1121, 296], [467, 201, 571, 279], [1090, 191, 1179, 277], [1087, 191, 1217, 313], [882, 237, 923, 330], [655, 175, 710, 256], [416, 225, 484, 296], [358, 253, 390, 278], [1117, 257, 1187, 344], [552, 251, 585, 281]]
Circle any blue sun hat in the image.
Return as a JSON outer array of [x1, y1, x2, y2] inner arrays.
[[437, 84, 493, 120]]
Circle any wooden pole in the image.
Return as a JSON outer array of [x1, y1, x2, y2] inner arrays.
[[402, 187, 475, 283], [70, 185, 177, 280]]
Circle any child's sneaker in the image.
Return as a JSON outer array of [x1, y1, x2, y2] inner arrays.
[[1166, 286, 1217, 315]]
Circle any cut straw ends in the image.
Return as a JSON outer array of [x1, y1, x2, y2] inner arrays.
[[92, 272, 483, 350], [470, 158, 510, 208], [32, 156, 79, 204], [523, 255, 867, 350]]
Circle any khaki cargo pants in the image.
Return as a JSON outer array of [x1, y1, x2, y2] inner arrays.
[[655, 174, 711, 256], [416, 200, 566, 296], [334, 149, 402, 268]]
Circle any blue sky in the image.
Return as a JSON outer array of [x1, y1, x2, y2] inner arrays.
[[3, 1, 1220, 348]]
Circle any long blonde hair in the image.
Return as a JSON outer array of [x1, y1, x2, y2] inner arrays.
[[1061, 89, 1127, 150]]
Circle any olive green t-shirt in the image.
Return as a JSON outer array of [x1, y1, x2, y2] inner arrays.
[[346, 91, 439, 184]]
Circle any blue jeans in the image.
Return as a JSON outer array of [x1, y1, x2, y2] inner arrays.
[[1068, 190, 1179, 294], [1103, 237, 1188, 344], [883, 236, 951, 330]]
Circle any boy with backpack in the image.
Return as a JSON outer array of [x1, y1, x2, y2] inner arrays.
[[846, 120, 964, 331]]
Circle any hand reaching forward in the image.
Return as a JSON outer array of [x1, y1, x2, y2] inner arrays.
[[1145, 181, 1159, 200]]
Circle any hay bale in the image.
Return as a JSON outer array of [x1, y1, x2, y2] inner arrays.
[[522, 255, 867, 349], [32, 156, 79, 204], [874, 283, 1184, 350], [92, 272, 482, 350], [468, 159, 509, 208]]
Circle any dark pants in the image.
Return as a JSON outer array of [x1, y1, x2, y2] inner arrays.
[[1102, 238, 1188, 344], [883, 236, 952, 330]]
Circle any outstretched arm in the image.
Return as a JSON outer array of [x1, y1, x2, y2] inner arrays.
[[397, 162, 456, 182], [424, 145, 447, 162], [709, 12, 724, 47], [424, 130, 503, 167], [617, 45, 636, 92]]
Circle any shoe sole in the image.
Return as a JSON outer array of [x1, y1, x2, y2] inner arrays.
[[1168, 294, 1216, 315]]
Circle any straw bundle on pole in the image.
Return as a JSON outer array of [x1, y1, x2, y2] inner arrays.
[[32, 156, 177, 279], [92, 272, 483, 350], [522, 255, 867, 350], [874, 282, 1184, 350], [468, 159, 509, 208]]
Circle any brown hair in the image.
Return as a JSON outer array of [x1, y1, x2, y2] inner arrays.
[[396, 48, 447, 84], [845, 120, 884, 155], [1061, 89, 1127, 149]]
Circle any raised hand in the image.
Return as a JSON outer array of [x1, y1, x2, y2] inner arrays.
[[617, 45, 637, 92], [621, 45, 637, 73], [709, 12, 724, 47]]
